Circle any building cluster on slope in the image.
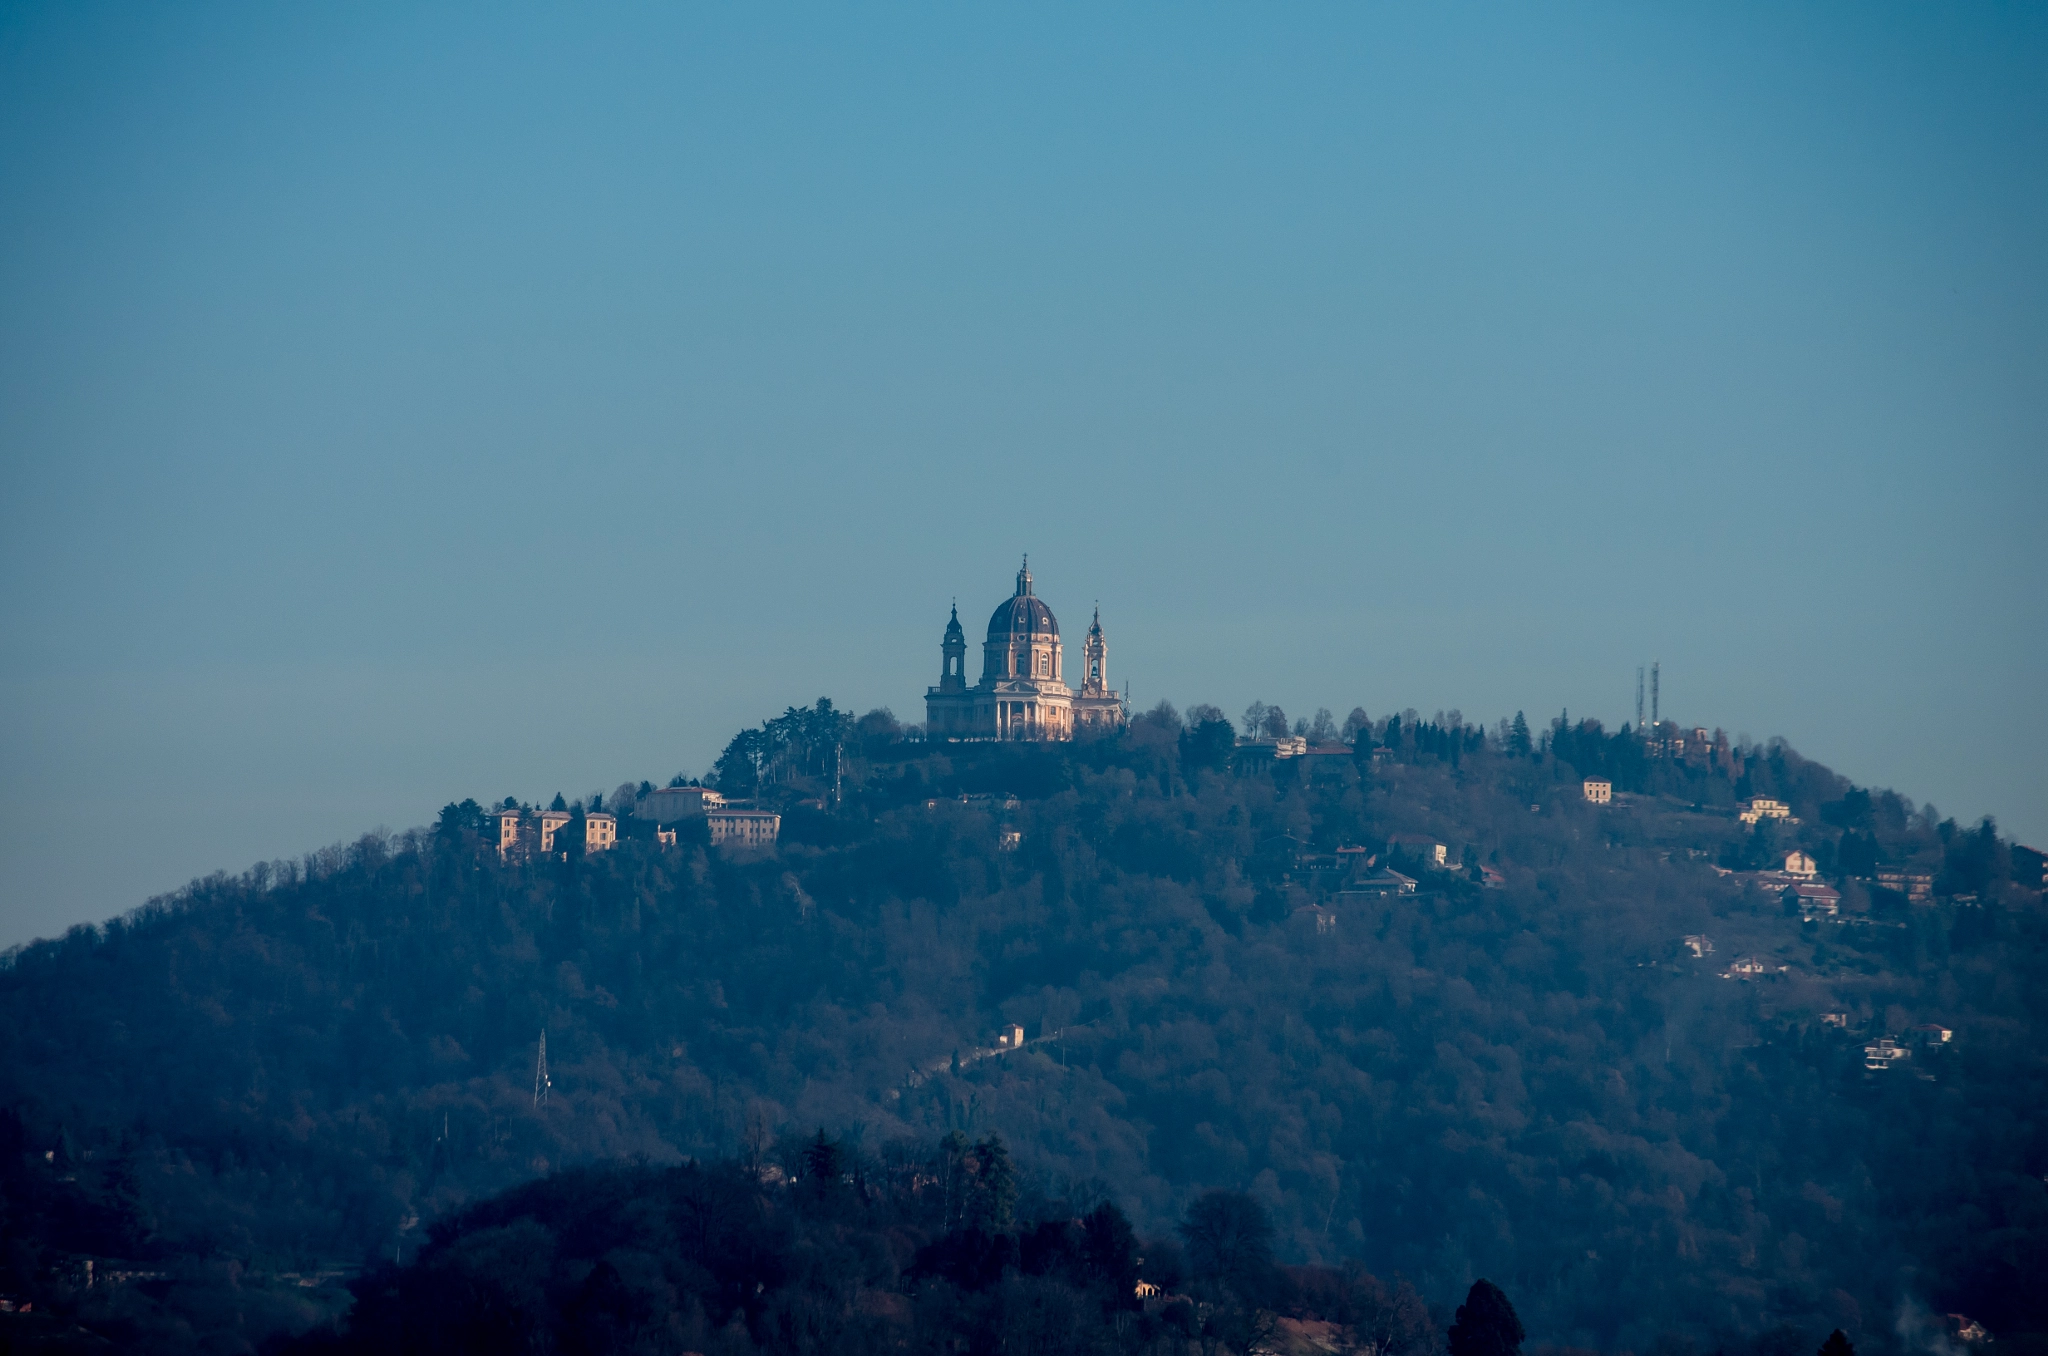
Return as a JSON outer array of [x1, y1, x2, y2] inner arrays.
[[497, 807, 617, 858], [1710, 850, 1845, 919], [1576, 782, 1985, 920], [1259, 834, 1499, 911], [493, 786, 781, 860]]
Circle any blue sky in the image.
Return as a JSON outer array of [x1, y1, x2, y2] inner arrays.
[[1, 3, 2042, 946]]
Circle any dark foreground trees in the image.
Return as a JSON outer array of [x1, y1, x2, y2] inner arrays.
[[283, 1138, 1440, 1356], [1449, 1279, 1526, 1356]]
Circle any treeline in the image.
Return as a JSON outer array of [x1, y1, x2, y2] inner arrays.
[[0, 701, 2043, 1354], [283, 1129, 1450, 1356]]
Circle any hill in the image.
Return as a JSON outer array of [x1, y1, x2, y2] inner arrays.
[[1, 704, 2043, 1355]]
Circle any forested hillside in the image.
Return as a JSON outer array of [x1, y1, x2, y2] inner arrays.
[[1, 704, 2043, 1355]]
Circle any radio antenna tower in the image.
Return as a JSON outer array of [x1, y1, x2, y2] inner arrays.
[[1635, 666, 1645, 732], [534, 1029, 551, 1107], [1651, 661, 1660, 728]]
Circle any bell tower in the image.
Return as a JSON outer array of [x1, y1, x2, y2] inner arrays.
[[1082, 605, 1108, 696], [939, 603, 967, 693], [1070, 603, 1125, 732]]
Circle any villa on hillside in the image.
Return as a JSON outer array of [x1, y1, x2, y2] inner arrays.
[[630, 784, 781, 849], [496, 807, 617, 859], [1739, 798, 1796, 826]]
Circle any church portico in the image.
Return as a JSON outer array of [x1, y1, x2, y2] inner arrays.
[[925, 560, 1123, 741]]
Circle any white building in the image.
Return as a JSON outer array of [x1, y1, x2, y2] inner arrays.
[[538, 810, 573, 854], [1739, 798, 1795, 826], [706, 807, 780, 849]]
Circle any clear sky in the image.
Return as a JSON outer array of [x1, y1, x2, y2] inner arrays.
[[2, 3, 2042, 948]]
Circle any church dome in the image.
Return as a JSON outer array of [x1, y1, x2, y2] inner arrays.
[[987, 560, 1058, 639]]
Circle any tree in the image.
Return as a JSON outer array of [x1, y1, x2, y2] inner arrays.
[[1243, 702, 1271, 740], [1181, 711, 1237, 773], [1180, 1190, 1281, 1354], [1941, 817, 2007, 895], [966, 1133, 1016, 1231], [1817, 1331, 1855, 1356], [1180, 1189, 1275, 1298], [801, 1128, 842, 1192], [1079, 1201, 1140, 1304], [1351, 1269, 1435, 1356], [434, 799, 486, 848], [549, 792, 568, 812], [855, 707, 902, 757], [1508, 712, 1532, 757], [714, 729, 766, 796], [1341, 708, 1371, 742], [1448, 1279, 1524, 1356], [1263, 706, 1291, 740]]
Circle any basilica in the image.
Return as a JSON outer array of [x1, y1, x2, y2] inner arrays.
[[925, 560, 1125, 740]]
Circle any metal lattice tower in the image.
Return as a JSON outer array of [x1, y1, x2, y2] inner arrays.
[[534, 1029, 551, 1107], [1635, 666, 1645, 732], [1651, 661, 1660, 728]]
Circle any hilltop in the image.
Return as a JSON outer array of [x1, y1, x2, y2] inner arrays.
[[0, 704, 2042, 1355]]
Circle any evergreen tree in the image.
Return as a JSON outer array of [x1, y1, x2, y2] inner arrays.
[[1509, 712, 1532, 757], [967, 1133, 1016, 1231], [801, 1128, 841, 1185], [1817, 1330, 1855, 1356], [1448, 1279, 1525, 1356]]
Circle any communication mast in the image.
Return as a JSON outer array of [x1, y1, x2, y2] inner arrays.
[[1635, 666, 1645, 733], [534, 1029, 551, 1107], [1651, 661, 1660, 728]]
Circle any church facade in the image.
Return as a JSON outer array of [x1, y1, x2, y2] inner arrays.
[[925, 560, 1125, 741]]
